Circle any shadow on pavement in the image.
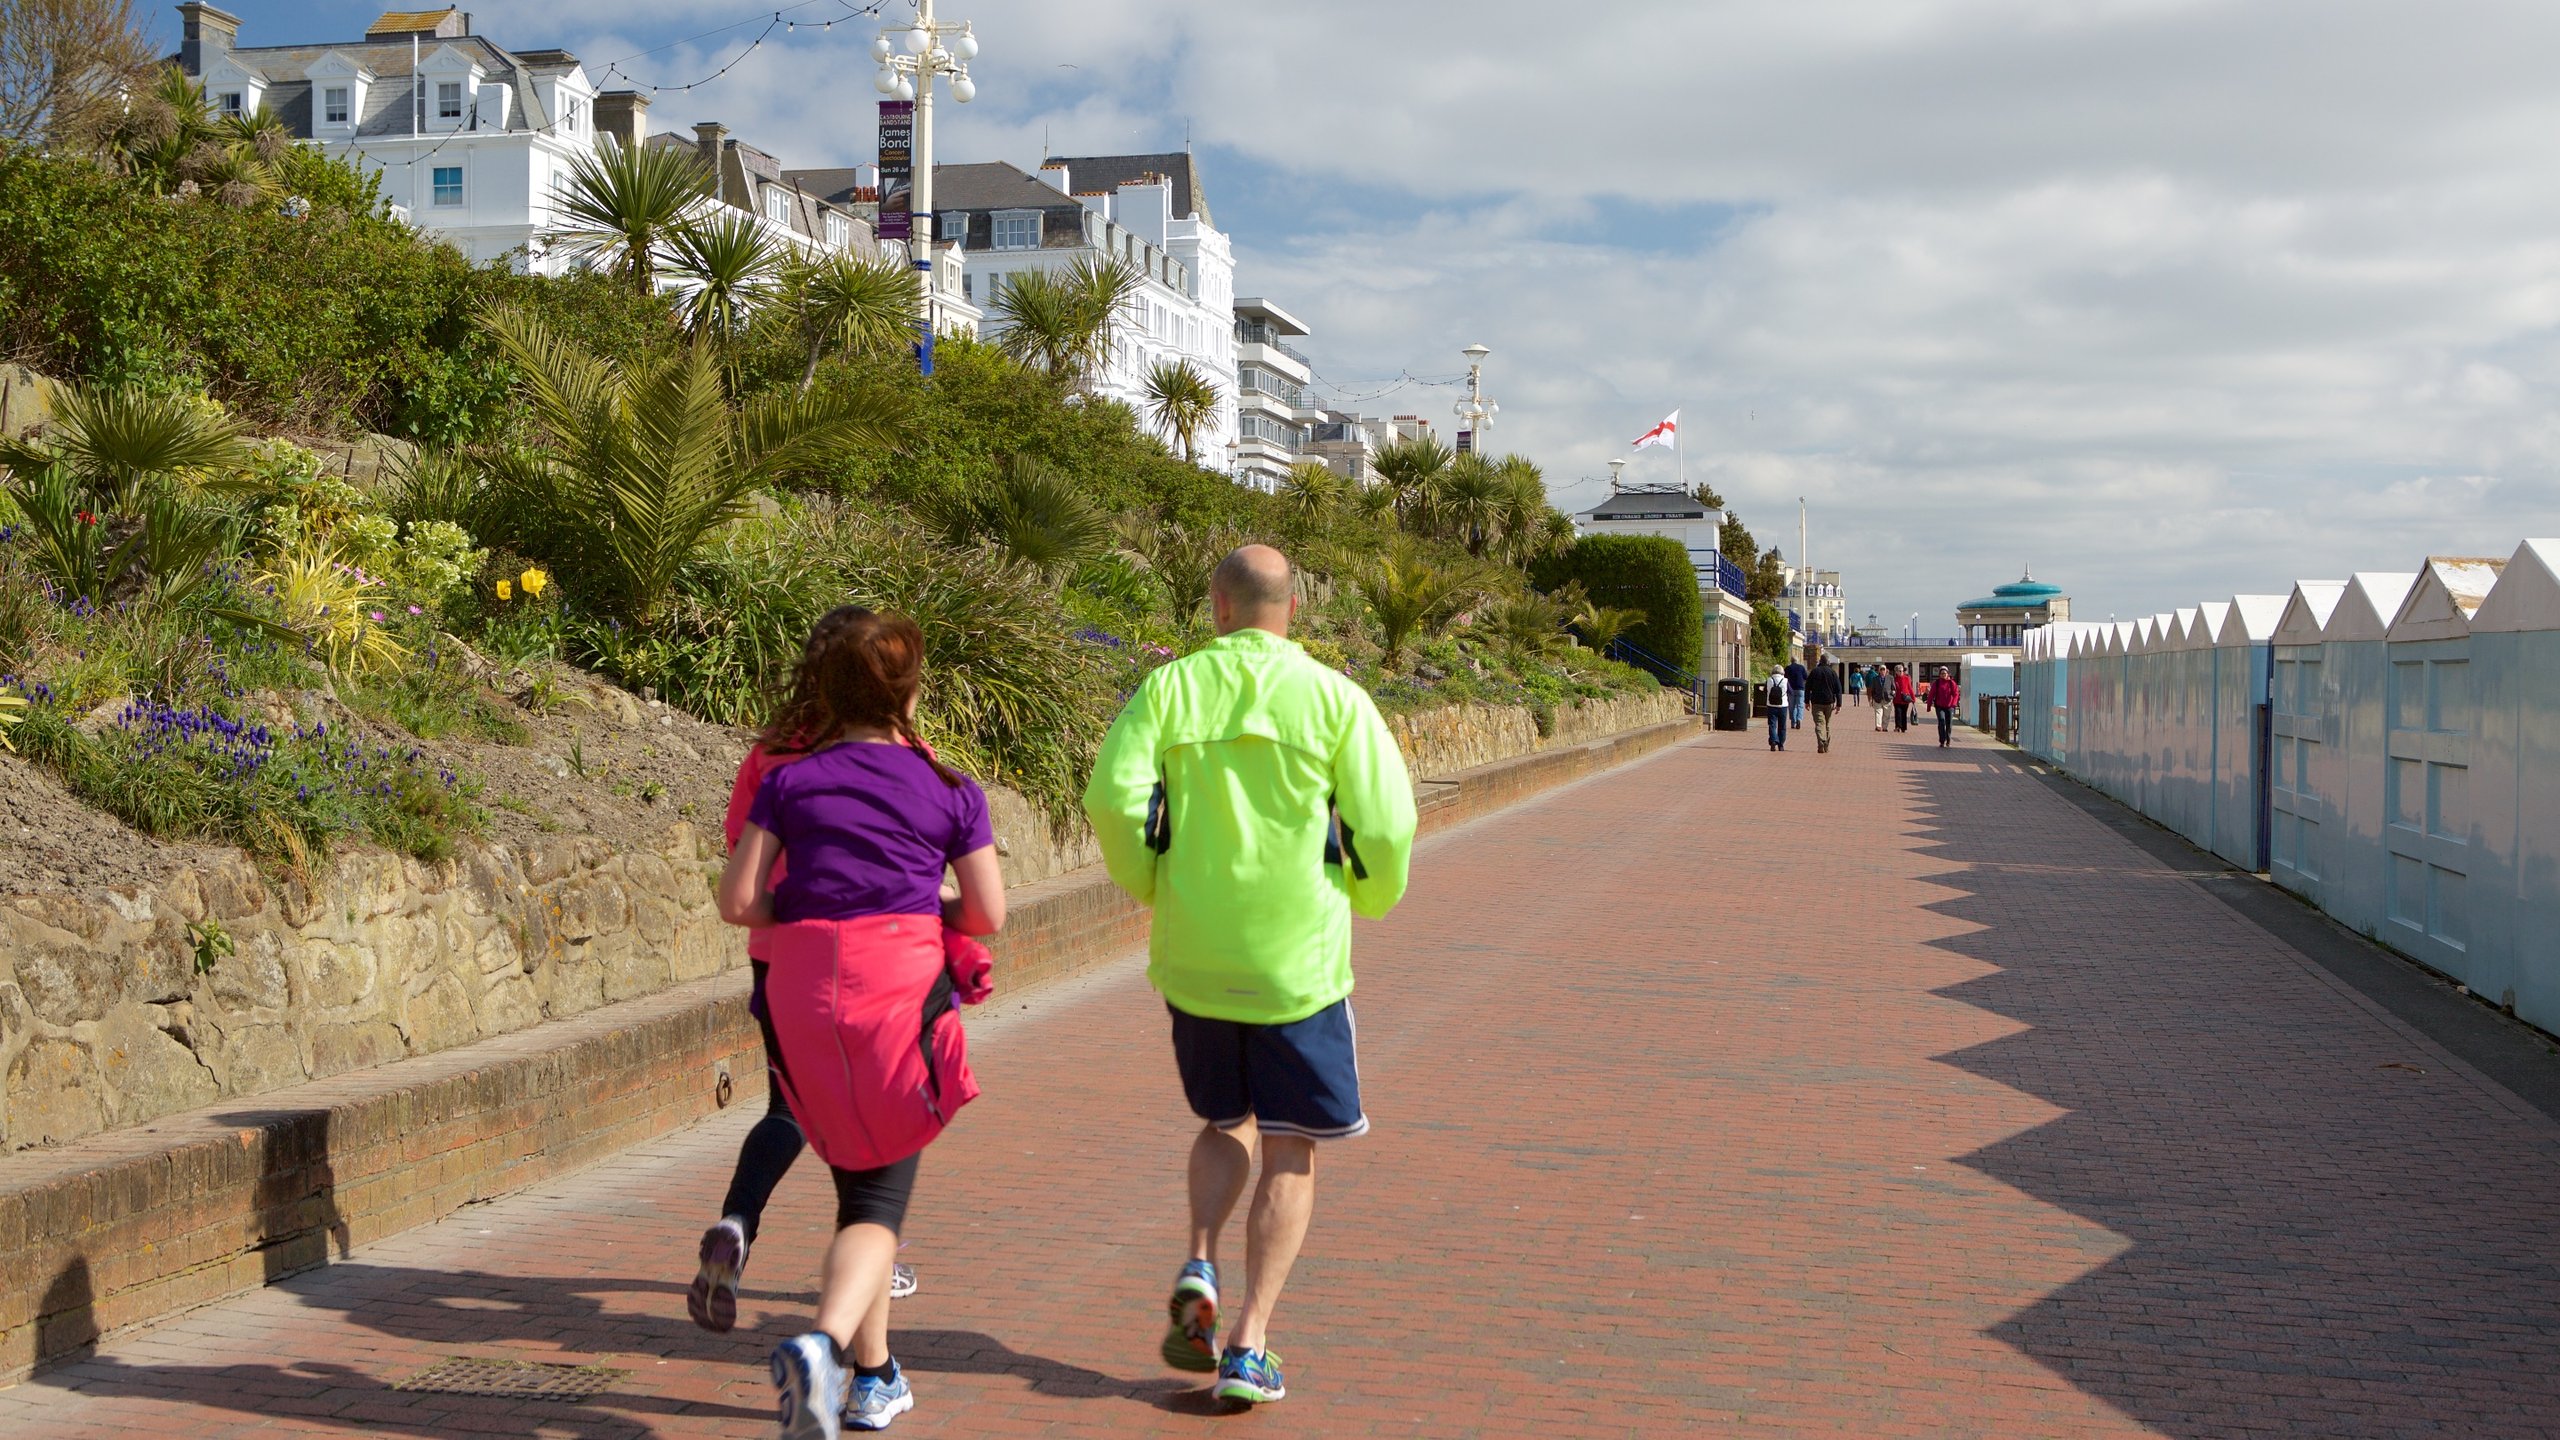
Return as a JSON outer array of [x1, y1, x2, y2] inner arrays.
[[1901, 749, 2560, 1439]]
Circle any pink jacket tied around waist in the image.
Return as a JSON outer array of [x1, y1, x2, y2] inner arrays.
[[759, 912, 989, 1172]]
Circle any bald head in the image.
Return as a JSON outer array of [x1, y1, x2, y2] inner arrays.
[[1211, 544, 1296, 636]]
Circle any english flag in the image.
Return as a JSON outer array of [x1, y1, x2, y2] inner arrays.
[[1632, 410, 1678, 451]]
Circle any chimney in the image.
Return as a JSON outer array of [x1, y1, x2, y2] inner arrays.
[[1036, 158, 1069, 195], [592, 90, 647, 151], [694, 122, 731, 204], [177, 3, 241, 74]]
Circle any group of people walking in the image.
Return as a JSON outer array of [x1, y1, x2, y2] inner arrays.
[[701, 545, 1416, 1437], [1764, 657, 1965, 752]]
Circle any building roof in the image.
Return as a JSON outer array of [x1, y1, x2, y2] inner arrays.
[[1235, 297, 1308, 336], [786, 166, 868, 207], [1957, 570, 2067, 611], [1044, 151, 1208, 224], [929, 161, 1079, 212], [366, 8, 464, 36], [1583, 487, 1708, 522]]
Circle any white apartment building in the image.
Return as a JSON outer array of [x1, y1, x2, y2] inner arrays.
[[1233, 298, 1315, 490], [1783, 566, 1848, 641], [929, 155, 1236, 465], [180, 5, 871, 277]]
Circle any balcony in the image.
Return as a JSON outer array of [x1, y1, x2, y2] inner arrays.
[[1235, 322, 1312, 367]]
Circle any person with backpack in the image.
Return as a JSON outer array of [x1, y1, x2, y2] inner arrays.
[[1804, 651, 1844, 753], [1764, 668, 1790, 751], [1927, 666, 1964, 749], [1084, 544, 1418, 1410], [717, 607, 1006, 1436]]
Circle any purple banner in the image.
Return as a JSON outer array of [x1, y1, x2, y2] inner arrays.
[[877, 100, 913, 241]]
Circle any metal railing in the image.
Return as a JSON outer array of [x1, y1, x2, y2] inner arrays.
[[1604, 636, 1705, 710]]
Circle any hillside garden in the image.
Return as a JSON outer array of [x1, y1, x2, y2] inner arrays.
[[0, 70, 1665, 878]]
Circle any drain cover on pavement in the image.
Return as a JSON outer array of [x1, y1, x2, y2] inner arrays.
[[393, 1357, 624, 1401]]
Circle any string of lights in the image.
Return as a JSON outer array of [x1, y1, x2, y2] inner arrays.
[[594, 0, 896, 95], [1306, 368, 1471, 406]]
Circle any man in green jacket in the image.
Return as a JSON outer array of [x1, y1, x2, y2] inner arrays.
[[1083, 543, 1417, 1409]]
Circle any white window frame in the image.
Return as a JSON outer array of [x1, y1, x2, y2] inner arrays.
[[436, 81, 464, 120], [763, 186, 792, 225], [991, 211, 1039, 250], [824, 212, 848, 248], [217, 90, 243, 114], [563, 96, 584, 132], [430, 164, 465, 208], [322, 86, 350, 124]]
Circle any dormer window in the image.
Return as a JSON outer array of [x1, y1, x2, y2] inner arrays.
[[323, 87, 350, 124], [992, 212, 1038, 250], [824, 213, 848, 247], [763, 187, 791, 225], [563, 96, 584, 132], [437, 82, 463, 120], [217, 90, 243, 114]]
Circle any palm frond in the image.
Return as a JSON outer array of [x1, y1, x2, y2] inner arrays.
[[34, 384, 245, 509], [786, 251, 917, 390], [1142, 359, 1221, 463], [548, 137, 711, 291], [666, 210, 783, 341]]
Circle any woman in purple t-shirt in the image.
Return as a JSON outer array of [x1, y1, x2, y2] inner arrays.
[[716, 607, 1005, 1436]]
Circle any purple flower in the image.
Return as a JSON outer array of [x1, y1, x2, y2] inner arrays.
[[370, 611, 386, 622], [407, 605, 423, 616]]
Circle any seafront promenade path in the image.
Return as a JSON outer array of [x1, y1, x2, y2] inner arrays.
[[9, 712, 2560, 1438]]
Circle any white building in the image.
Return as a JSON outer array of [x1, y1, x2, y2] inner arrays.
[[1233, 298, 1315, 490], [180, 5, 873, 279], [1782, 565, 1848, 642], [1574, 484, 1754, 688], [928, 155, 1236, 465]]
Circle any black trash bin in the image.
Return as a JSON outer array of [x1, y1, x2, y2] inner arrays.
[[1714, 678, 1751, 731]]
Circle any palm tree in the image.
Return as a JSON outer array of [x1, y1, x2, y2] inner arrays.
[[0, 383, 246, 510], [1572, 604, 1648, 657], [1432, 453, 1506, 557], [1123, 519, 1234, 623], [550, 137, 712, 293], [990, 256, 1142, 391], [978, 455, 1112, 580], [107, 69, 213, 194], [1143, 359, 1220, 463], [1370, 434, 1450, 533], [1348, 480, 1397, 525], [664, 211, 781, 345], [1278, 461, 1345, 527], [481, 307, 904, 624], [783, 251, 916, 392], [1359, 543, 1475, 666], [1481, 590, 1569, 657]]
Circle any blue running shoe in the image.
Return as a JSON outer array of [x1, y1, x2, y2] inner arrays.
[[1160, 1260, 1219, 1372], [843, 1359, 914, 1431], [1213, 1346, 1286, 1406], [770, 1333, 846, 1440]]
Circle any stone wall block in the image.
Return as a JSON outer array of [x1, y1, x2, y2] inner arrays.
[[157, 872, 207, 925], [196, 857, 268, 922], [208, 930, 289, 1014], [5, 1038, 102, 1146], [11, 935, 121, 1028], [471, 971, 543, 1036], [291, 940, 378, 1014], [212, 1021, 304, 1096], [306, 1020, 403, 1079], [396, 974, 476, 1055], [522, 842, 574, 888], [95, 1008, 217, 1128]]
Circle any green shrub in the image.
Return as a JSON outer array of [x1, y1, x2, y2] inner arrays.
[[1531, 534, 1703, 683], [0, 151, 675, 440]]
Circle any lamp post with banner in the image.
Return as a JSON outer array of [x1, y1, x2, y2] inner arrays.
[[873, 0, 979, 375]]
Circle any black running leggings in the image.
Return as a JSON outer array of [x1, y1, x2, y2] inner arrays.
[[719, 961, 924, 1237]]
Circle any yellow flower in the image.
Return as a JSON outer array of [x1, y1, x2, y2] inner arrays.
[[495, 579, 513, 601], [520, 567, 549, 598]]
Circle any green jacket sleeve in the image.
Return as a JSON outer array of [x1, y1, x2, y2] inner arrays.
[[1332, 691, 1418, 919], [1083, 677, 1162, 906]]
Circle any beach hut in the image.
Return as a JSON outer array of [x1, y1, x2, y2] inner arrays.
[[2468, 539, 2560, 1033], [2269, 582, 2347, 901], [2209, 595, 2287, 869], [2376, 557, 2504, 981], [2321, 572, 2421, 940]]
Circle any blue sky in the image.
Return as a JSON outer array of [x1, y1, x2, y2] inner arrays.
[[178, 1, 2560, 631]]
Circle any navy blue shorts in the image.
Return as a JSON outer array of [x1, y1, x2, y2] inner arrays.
[[1167, 999, 1368, 1140]]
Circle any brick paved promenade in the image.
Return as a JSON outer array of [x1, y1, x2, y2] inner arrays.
[[10, 718, 2560, 1438]]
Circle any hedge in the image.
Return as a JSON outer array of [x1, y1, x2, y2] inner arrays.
[[1532, 533, 1704, 682]]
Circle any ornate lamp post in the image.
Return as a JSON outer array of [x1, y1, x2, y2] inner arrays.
[[1453, 342, 1497, 453], [873, 0, 979, 374]]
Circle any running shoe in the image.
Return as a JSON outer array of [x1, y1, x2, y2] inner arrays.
[[771, 1333, 847, 1440], [689, 1216, 749, 1333], [843, 1359, 915, 1431], [1160, 1259, 1220, 1372], [1213, 1346, 1286, 1406], [889, 1262, 918, 1300]]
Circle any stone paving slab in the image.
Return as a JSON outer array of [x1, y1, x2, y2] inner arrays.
[[8, 718, 2560, 1437]]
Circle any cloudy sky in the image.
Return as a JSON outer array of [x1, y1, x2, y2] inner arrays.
[[192, 0, 2560, 631]]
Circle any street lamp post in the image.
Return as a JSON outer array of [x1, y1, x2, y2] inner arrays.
[[1606, 457, 1626, 491], [874, 0, 978, 376], [1453, 343, 1497, 454]]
